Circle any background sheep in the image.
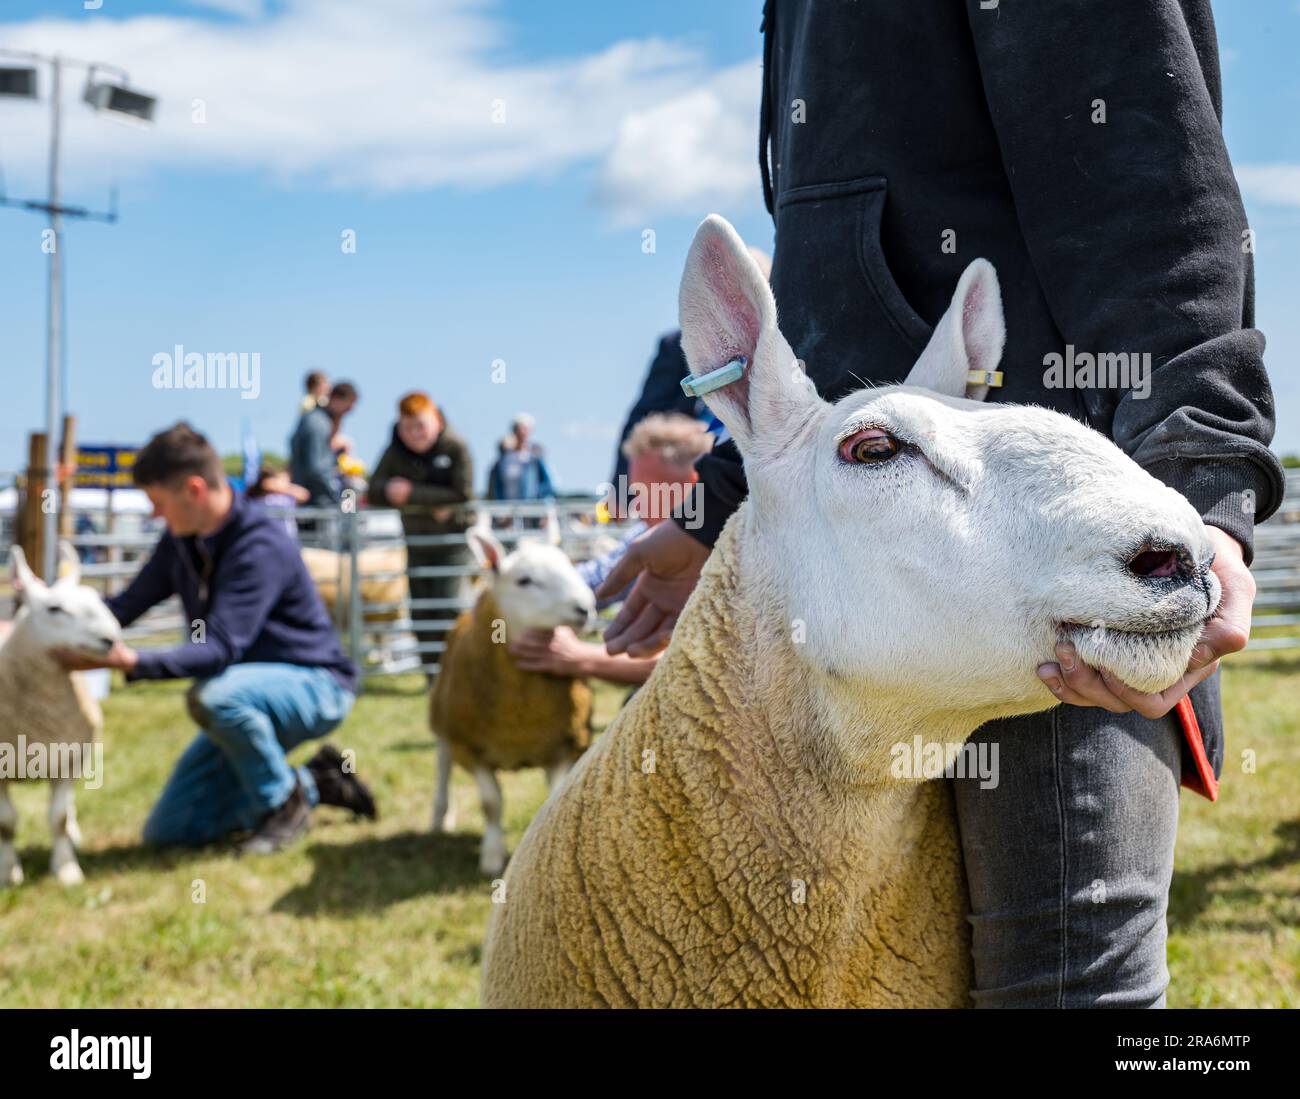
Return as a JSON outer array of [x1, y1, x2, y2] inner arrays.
[[1, 543, 121, 887], [301, 544, 408, 625], [302, 544, 409, 667], [480, 215, 1222, 1007], [430, 523, 596, 875]]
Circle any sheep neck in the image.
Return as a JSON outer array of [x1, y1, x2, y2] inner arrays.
[[0, 614, 100, 747], [532, 507, 974, 1006], [659, 507, 962, 796], [0, 613, 58, 681]]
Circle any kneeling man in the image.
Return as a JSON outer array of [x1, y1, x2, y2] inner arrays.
[[58, 423, 375, 854]]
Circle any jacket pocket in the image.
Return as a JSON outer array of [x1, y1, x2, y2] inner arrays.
[[774, 176, 933, 390]]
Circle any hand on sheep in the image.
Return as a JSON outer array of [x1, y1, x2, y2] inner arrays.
[[1036, 527, 1249, 718], [508, 626, 593, 677], [599, 520, 711, 657], [51, 641, 139, 673]]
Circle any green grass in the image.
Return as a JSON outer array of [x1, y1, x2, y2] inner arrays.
[[0, 658, 1296, 1007], [0, 674, 626, 1008], [1167, 654, 1300, 1007]]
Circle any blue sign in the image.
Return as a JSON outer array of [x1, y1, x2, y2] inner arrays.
[[74, 445, 137, 489]]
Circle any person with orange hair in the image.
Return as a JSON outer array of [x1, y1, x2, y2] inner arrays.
[[369, 392, 474, 684]]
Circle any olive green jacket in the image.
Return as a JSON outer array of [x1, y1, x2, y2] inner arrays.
[[369, 424, 475, 542]]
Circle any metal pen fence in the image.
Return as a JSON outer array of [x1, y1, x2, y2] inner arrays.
[[0, 497, 638, 684], [312, 499, 636, 680], [1247, 468, 1300, 650], [2, 470, 1299, 673]]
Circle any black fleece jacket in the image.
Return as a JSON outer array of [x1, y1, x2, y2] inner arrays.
[[678, 0, 1284, 564]]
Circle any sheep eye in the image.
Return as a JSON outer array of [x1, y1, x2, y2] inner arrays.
[[515, 576, 533, 587], [839, 429, 904, 464], [47, 603, 68, 615]]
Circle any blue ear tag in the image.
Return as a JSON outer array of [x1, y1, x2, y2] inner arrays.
[[681, 355, 747, 398]]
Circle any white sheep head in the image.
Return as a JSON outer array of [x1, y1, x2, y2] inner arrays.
[[678, 215, 1220, 719], [466, 523, 596, 635], [9, 542, 122, 657]]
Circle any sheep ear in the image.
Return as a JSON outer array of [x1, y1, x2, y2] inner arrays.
[[56, 540, 81, 586], [904, 259, 1005, 402], [10, 544, 44, 597], [678, 214, 819, 456], [466, 524, 506, 573]]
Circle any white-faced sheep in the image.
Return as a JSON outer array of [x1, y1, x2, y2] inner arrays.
[[430, 523, 597, 876], [479, 215, 1222, 1007], [1, 543, 122, 886]]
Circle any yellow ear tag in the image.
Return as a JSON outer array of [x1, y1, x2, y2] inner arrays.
[[967, 369, 1003, 388]]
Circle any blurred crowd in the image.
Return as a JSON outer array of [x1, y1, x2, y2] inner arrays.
[[270, 371, 558, 516]]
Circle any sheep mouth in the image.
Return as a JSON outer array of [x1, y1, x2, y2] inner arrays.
[[1059, 617, 1207, 643], [76, 637, 116, 654], [1056, 616, 1209, 694]]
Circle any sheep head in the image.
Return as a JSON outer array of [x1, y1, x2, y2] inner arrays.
[[465, 522, 595, 636], [678, 215, 1220, 719], [9, 542, 122, 658]]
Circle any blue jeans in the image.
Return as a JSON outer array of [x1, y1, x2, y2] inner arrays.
[[951, 683, 1198, 1008], [143, 663, 355, 847]]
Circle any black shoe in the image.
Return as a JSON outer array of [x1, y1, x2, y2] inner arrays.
[[306, 744, 378, 821], [239, 781, 312, 856]]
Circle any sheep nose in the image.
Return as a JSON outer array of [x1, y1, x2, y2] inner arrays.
[[1126, 544, 1213, 587], [1127, 546, 1183, 580]]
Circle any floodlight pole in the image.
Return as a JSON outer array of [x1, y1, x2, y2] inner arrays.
[[0, 48, 140, 580], [44, 54, 63, 583]]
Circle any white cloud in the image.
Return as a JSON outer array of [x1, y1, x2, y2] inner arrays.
[[0, 0, 763, 223], [595, 60, 763, 227], [1235, 164, 1300, 208]]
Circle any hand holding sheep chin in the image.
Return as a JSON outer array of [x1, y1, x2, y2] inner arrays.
[[509, 626, 593, 676], [1037, 527, 1252, 718], [598, 520, 711, 657], [51, 641, 139, 673]]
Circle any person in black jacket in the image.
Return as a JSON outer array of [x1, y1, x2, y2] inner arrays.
[[369, 392, 474, 682], [598, 0, 1283, 1007]]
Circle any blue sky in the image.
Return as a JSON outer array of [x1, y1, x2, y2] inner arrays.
[[0, 0, 1296, 495]]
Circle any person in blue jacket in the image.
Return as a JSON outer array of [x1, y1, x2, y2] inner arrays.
[[56, 423, 376, 855], [289, 380, 358, 509], [485, 414, 555, 501]]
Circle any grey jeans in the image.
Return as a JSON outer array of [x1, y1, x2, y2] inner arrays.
[[950, 679, 1211, 1008]]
